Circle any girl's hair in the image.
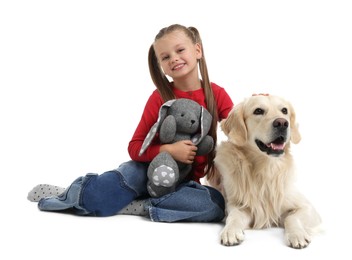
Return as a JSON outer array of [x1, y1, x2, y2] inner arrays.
[[148, 24, 218, 178]]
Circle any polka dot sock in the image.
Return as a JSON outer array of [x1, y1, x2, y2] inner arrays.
[[118, 199, 149, 216], [27, 184, 66, 202]]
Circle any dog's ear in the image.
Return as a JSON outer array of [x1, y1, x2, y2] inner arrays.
[[221, 103, 247, 146], [289, 103, 301, 144]]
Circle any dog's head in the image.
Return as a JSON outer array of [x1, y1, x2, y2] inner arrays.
[[221, 94, 301, 156]]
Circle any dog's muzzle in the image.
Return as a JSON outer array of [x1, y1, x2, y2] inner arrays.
[[255, 118, 288, 156]]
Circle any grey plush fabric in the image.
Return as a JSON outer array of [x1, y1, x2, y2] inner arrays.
[[139, 98, 214, 198]]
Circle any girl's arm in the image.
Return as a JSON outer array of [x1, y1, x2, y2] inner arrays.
[[128, 90, 164, 162]]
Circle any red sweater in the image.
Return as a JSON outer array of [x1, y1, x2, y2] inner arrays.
[[128, 82, 234, 183]]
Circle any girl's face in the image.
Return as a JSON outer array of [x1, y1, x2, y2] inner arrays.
[[153, 30, 202, 81]]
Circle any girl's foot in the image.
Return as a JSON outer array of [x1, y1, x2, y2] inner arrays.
[[118, 199, 149, 216], [27, 184, 66, 202]]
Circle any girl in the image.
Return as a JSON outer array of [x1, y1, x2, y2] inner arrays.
[[28, 24, 234, 222]]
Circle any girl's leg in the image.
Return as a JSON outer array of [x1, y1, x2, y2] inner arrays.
[[81, 161, 149, 216], [147, 181, 225, 223], [37, 161, 149, 217]]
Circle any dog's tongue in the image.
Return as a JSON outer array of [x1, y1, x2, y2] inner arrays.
[[268, 143, 285, 150]]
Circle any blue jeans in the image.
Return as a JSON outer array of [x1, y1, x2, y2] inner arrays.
[[38, 160, 225, 222]]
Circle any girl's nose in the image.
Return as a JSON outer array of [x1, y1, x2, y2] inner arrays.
[[170, 54, 179, 63]]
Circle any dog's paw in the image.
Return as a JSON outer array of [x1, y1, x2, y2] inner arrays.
[[220, 225, 245, 246], [285, 229, 311, 249]]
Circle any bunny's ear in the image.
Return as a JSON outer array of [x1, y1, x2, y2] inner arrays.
[[192, 106, 212, 145], [139, 99, 176, 156]]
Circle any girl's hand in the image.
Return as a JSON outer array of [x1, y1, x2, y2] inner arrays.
[[160, 140, 197, 164]]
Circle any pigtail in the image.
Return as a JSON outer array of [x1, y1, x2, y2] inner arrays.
[[188, 26, 219, 179], [148, 45, 175, 102]]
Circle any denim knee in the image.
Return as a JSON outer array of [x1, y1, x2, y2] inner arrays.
[[81, 171, 137, 217], [115, 160, 149, 197]]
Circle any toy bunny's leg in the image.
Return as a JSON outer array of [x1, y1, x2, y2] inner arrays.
[[147, 152, 179, 197], [151, 165, 177, 187]]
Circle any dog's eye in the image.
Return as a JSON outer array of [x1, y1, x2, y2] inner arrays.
[[181, 113, 185, 117], [282, 108, 288, 114], [253, 108, 264, 115]]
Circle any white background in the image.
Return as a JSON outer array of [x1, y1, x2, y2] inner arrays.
[[1, 0, 351, 259]]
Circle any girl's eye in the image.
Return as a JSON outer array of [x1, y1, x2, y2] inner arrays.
[[161, 56, 169, 61], [177, 48, 185, 53]]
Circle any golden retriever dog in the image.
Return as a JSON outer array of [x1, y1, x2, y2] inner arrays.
[[206, 94, 321, 249]]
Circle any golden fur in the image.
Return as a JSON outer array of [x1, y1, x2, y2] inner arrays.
[[206, 95, 321, 248]]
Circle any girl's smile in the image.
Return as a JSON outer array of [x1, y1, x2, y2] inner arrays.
[[172, 63, 186, 71]]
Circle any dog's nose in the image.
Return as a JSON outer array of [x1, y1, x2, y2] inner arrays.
[[273, 118, 288, 129]]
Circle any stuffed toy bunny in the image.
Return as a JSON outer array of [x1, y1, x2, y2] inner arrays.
[[139, 98, 214, 197]]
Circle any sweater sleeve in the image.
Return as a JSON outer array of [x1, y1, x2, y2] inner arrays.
[[128, 91, 164, 162], [212, 82, 234, 120]]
